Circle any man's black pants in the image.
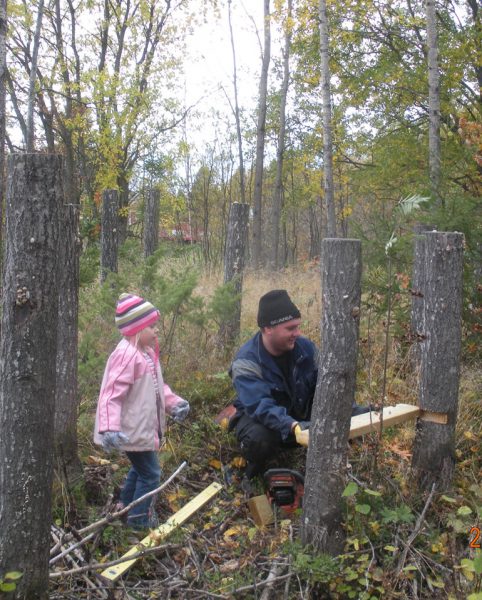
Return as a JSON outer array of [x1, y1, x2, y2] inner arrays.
[[232, 413, 298, 479]]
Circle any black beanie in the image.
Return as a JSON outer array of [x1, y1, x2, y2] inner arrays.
[[257, 289, 301, 328]]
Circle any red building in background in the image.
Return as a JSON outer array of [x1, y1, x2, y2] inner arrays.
[[159, 222, 203, 243]]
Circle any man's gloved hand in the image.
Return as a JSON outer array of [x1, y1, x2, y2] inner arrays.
[[170, 399, 190, 423], [101, 431, 129, 451], [293, 423, 310, 447]]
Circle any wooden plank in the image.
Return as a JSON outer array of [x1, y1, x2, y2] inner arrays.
[[100, 481, 223, 582], [349, 404, 421, 439], [248, 494, 274, 527]]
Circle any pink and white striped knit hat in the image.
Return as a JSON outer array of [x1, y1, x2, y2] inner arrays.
[[115, 293, 160, 336]]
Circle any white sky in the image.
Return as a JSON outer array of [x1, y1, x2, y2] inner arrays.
[[181, 1, 266, 149]]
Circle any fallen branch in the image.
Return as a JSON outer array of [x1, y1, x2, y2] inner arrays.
[[78, 461, 188, 536], [231, 571, 292, 595], [50, 526, 108, 597], [396, 482, 437, 575], [50, 531, 96, 566], [49, 543, 181, 579], [49, 461, 188, 563], [260, 560, 286, 600]]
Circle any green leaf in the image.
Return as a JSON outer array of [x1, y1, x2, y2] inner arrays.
[[460, 558, 475, 572], [384, 545, 398, 552], [397, 194, 429, 215], [441, 495, 457, 504], [0, 582, 16, 592], [403, 565, 418, 572], [457, 506, 472, 516], [427, 576, 445, 588], [342, 482, 358, 497], [4, 572, 22, 581], [473, 554, 482, 575], [364, 488, 382, 497], [355, 504, 371, 515], [467, 593, 482, 600]]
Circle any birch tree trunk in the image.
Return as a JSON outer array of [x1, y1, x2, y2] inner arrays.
[[252, 0, 271, 269], [0, 154, 63, 599], [228, 0, 246, 205], [0, 0, 6, 264], [26, 0, 44, 151], [219, 202, 249, 345], [319, 0, 336, 237], [426, 0, 442, 205], [144, 187, 160, 258], [301, 238, 362, 554], [100, 189, 119, 283], [271, 0, 292, 270]]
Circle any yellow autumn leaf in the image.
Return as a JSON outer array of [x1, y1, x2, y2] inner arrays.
[[219, 417, 230, 431], [209, 459, 222, 470], [231, 456, 247, 469], [223, 526, 243, 540]]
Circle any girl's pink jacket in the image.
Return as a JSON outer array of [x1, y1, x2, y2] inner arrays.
[[94, 338, 183, 451]]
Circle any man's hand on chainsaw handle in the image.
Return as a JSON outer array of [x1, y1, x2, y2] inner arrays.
[[293, 421, 310, 447]]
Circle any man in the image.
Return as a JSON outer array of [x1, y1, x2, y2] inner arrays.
[[229, 289, 369, 480]]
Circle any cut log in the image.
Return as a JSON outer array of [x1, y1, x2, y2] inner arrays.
[[248, 494, 274, 527]]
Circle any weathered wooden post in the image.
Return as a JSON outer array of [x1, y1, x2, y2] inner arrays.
[[219, 202, 249, 345], [411, 231, 464, 491], [410, 224, 435, 368], [301, 238, 362, 554], [0, 154, 63, 598], [100, 189, 119, 283], [54, 202, 83, 483], [143, 187, 160, 258]]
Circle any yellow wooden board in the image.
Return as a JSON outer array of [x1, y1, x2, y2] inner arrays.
[[100, 481, 223, 581], [349, 404, 421, 439]]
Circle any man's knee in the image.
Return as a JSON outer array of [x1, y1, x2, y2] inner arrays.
[[236, 419, 281, 464]]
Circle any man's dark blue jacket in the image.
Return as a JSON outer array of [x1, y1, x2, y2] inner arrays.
[[230, 332, 319, 441]]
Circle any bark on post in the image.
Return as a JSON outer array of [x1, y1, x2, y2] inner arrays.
[[410, 224, 435, 369], [54, 202, 83, 486], [219, 202, 249, 345], [301, 238, 362, 554], [411, 232, 464, 492], [100, 189, 119, 283], [143, 187, 160, 258], [0, 153, 63, 599]]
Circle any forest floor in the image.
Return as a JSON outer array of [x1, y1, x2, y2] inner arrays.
[[48, 250, 481, 599]]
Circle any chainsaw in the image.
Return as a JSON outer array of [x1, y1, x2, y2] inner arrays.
[[264, 468, 305, 513]]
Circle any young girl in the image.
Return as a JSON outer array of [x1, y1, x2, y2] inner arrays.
[[94, 293, 190, 529]]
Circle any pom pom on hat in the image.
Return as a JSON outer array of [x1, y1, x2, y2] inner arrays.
[[257, 289, 301, 328], [115, 293, 160, 336]]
